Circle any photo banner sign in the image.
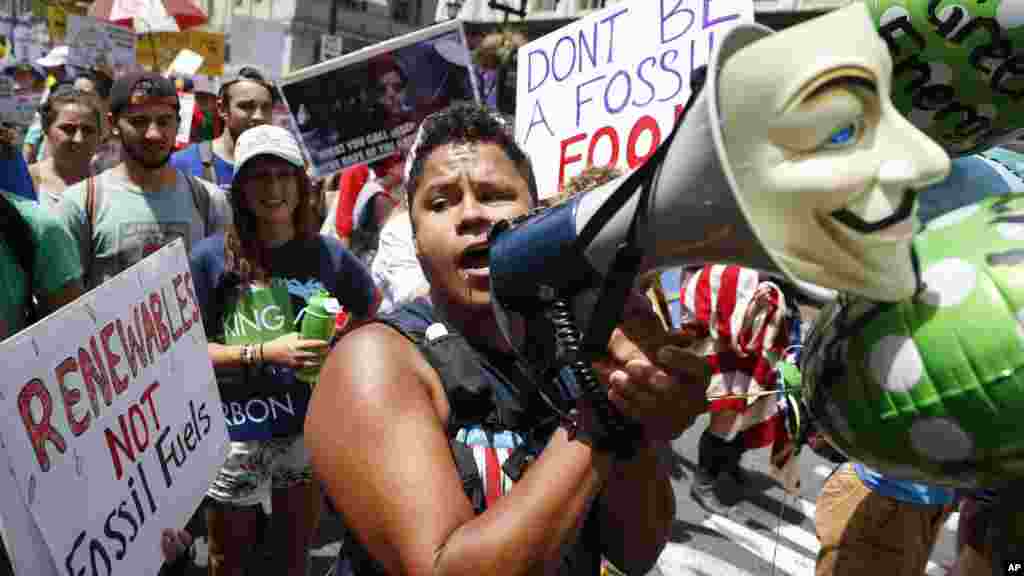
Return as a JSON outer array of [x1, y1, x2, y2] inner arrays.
[[279, 19, 480, 178], [0, 240, 229, 576], [66, 14, 137, 76], [514, 0, 754, 197]]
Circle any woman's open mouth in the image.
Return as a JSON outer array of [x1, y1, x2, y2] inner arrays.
[[459, 243, 490, 276]]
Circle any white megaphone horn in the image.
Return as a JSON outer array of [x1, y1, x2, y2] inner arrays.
[[489, 2, 952, 353]]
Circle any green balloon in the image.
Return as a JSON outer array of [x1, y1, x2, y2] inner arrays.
[[802, 192, 1024, 488], [865, 0, 1024, 156]]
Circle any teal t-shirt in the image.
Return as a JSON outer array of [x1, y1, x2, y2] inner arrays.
[[0, 190, 81, 340]]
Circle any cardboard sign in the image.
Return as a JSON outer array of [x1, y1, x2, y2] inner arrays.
[[280, 19, 479, 178], [136, 30, 225, 77], [66, 14, 137, 74], [0, 240, 229, 576], [515, 0, 754, 197]]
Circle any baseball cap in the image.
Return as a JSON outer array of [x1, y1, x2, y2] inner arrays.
[[234, 124, 305, 176], [109, 72, 179, 116], [36, 45, 69, 68]]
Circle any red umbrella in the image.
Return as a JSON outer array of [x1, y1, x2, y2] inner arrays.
[[88, 0, 208, 33]]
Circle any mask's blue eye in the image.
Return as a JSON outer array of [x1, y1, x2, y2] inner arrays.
[[824, 120, 862, 149]]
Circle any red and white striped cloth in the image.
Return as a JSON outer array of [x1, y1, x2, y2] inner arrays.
[[680, 264, 791, 452]]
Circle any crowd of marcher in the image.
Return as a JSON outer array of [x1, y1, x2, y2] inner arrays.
[[0, 7, 1019, 575]]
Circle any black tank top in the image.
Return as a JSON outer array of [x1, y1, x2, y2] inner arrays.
[[333, 299, 602, 576]]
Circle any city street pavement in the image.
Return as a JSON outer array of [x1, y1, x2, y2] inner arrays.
[[181, 414, 958, 575]]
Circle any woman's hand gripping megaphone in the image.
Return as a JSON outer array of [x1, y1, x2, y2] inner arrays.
[[591, 291, 710, 443]]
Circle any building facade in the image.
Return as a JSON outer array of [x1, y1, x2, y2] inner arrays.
[[436, 0, 855, 23]]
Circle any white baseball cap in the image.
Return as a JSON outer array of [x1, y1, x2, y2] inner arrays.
[[36, 45, 69, 68], [234, 124, 305, 176]]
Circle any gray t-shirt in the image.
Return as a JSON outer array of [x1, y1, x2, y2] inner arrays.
[[57, 168, 232, 289]]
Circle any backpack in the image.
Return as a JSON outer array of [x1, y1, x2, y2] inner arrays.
[[82, 171, 212, 285], [0, 193, 39, 325]]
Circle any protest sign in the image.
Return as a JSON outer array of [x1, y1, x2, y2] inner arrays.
[[66, 14, 137, 74], [279, 19, 479, 178], [46, 4, 87, 44], [0, 240, 229, 576], [176, 92, 196, 147], [2, 16, 49, 66], [228, 15, 287, 78], [166, 48, 204, 77], [137, 30, 225, 77], [514, 0, 754, 197]]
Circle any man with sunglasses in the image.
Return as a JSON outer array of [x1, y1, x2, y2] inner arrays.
[[171, 66, 279, 191]]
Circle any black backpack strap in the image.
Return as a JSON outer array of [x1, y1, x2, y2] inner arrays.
[[185, 173, 211, 238], [198, 140, 217, 185]]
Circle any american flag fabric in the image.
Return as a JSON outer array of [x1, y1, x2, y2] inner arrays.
[[679, 265, 795, 453], [453, 427, 524, 507]]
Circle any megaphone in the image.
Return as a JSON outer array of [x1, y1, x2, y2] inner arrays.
[[487, 3, 951, 449]]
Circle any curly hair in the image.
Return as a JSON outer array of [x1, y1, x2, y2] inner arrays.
[[404, 102, 538, 209], [223, 161, 321, 285]]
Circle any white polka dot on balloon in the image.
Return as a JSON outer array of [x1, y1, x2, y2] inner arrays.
[[909, 417, 974, 462], [918, 259, 977, 308], [997, 1, 1024, 29], [997, 222, 1024, 241], [870, 335, 924, 393], [924, 203, 980, 231], [879, 6, 911, 33]]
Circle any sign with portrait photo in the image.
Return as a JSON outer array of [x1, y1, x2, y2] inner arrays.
[[279, 19, 480, 178]]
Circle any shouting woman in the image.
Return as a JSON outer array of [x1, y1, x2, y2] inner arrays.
[[189, 124, 378, 576], [307, 103, 709, 576]]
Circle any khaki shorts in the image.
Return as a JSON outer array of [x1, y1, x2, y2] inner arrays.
[[815, 464, 952, 576], [206, 436, 313, 507]]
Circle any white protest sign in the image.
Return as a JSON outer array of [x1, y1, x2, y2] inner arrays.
[[66, 13, 137, 72], [515, 0, 754, 197], [176, 92, 196, 147], [166, 49, 204, 77], [0, 240, 229, 576], [229, 14, 288, 78]]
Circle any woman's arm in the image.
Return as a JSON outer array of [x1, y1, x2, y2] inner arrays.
[[306, 324, 614, 576], [598, 441, 675, 573]]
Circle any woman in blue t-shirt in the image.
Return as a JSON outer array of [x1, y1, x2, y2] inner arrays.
[[189, 125, 377, 576]]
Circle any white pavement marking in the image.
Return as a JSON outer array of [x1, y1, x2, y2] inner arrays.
[[945, 512, 960, 532], [658, 542, 756, 576], [702, 514, 816, 576]]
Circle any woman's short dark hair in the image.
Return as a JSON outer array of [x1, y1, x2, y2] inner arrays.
[[404, 102, 539, 210]]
